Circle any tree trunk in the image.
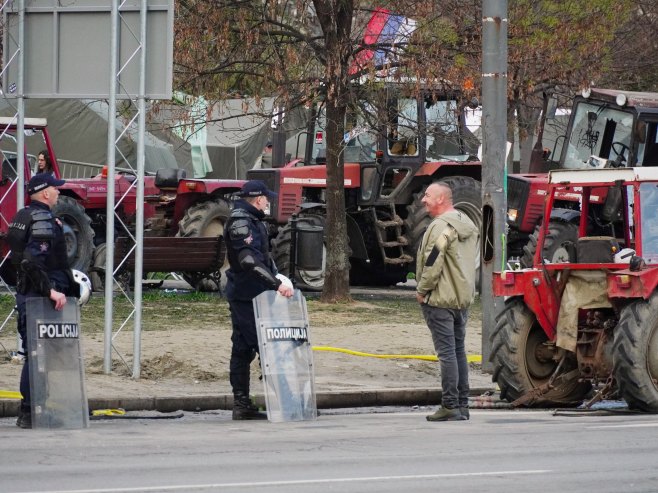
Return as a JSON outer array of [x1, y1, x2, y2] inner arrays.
[[322, 99, 352, 302], [314, 0, 353, 303]]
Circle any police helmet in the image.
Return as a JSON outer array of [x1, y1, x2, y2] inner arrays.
[[72, 269, 92, 306], [614, 248, 636, 264]]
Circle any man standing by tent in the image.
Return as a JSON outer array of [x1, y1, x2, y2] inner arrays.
[[224, 180, 294, 420], [415, 182, 479, 422]]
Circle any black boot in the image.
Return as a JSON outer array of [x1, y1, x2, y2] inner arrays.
[[232, 392, 267, 420], [16, 403, 32, 429]]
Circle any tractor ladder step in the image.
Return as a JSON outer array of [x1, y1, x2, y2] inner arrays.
[[376, 216, 404, 228], [381, 237, 409, 248], [383, 254, 414, 265]]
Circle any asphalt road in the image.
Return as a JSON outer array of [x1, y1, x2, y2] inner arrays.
[[1, 407, 657, 493]]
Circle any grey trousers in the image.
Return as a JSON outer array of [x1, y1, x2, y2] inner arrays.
[[421, 304, 470, 409]]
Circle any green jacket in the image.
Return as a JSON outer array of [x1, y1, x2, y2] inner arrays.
[[416, 210, 479, 309]]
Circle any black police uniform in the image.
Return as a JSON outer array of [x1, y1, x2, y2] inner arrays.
[[7, 200, 71, 423], [224, 198, 282, 416]]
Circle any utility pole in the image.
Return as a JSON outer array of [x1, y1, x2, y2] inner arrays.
[[480, 0, 508, 372]]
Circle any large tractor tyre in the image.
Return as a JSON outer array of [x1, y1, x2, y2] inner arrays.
[[272, 213, 326, 291], [176, 198, 231, 292], [490, 298, 591, 407], [349, 260, 408, 287], [519, 218, 579, 268], [404, 176, 482, 289], [52, 196, 95, 272], [613, 293, 658, 412], [89, 242, 107, 292]]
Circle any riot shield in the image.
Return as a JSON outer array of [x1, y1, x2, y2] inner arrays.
[[26, 297, 89, 429], [254, 290, 317, 422]]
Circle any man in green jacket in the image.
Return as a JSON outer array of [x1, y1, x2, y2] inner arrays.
[[416, 182, 479, 421]]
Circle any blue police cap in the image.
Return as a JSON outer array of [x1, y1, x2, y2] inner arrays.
[[27, 173, 65, 195], [237, 180, 277, 200]]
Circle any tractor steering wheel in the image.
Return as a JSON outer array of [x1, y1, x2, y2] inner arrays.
[[611, 142, 630, 164]]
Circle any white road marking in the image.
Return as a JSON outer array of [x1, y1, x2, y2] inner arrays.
[[26, 470, 551, 493], [586, 422, 658, 429]]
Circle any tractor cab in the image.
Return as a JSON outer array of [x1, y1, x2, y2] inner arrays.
[[258, 85, 479, 221], [561, 89, 658, 170], [507, 89, 658, 260]]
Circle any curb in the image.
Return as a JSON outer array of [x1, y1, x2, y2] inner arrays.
[[0, 387, 495, 417]]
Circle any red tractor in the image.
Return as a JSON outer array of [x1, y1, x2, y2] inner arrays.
[[0, 118, 244, 291], [507, 88, 658, 265], [492, 167, 658, 411], [248, 86, 483, 289]]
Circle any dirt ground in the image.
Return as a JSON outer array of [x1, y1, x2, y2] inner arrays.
[[0, 291, 495, 401]]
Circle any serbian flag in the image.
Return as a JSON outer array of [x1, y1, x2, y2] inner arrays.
[[350, 9, 417, 75]]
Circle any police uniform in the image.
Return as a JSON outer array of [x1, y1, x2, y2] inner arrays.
[[225, 188, 282, 420], [7, 177, 72, 428]]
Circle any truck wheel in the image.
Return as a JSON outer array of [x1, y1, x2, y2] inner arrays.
[[404, 176, 482, 289], [272, 213, 326, 291], [520, 218, 578, 268], [177, 198, 230, 292], [491, 298, 591, 406], [613, 293, 658, 412], [53, 196, 95, 272]]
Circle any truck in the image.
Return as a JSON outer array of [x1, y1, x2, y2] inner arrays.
[[492, 166, 658, 411], [0, 117, 244, 291], [247, 86, 483, 289]]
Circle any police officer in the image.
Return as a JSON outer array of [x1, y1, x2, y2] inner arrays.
[[8, 174, 73, 429], [225, 180, 294, 420]]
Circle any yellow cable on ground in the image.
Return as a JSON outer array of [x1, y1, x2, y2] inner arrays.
[[312, 346, 482, 363], [0, 390, 22, 400], [91, 408, 126, 417]]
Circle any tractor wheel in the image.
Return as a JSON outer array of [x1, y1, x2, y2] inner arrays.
[[490, 298, 591, 407], [520, 217, 578, 268], [176, 198, 231, 292], [272, 213, 326, 291], [404, 176, 482, 289], [52, 196, 95, 272], [89, 243, 107, 292], [613, 293, 658, 412], [349, 259, 408, 287]]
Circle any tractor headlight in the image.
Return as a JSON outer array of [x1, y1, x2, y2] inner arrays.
[[507, 208, 518, 222]]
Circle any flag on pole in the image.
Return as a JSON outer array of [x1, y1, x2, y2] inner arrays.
[[351, 8, 417, 75]]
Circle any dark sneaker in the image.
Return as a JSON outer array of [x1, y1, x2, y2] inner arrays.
[[426, 407, 465, 422], [460, 407, 470, 420], [16, 412, 32, 429]]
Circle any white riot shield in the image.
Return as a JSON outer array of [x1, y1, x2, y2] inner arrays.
[[26, 297, 89, 429], [254, 290, 317, 422]]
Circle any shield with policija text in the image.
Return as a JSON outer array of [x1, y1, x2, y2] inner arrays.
[[27, 297, 89, 429], [254, 290, 317, 422]]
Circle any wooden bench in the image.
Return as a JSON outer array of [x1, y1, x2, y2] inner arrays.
[[112, 236, 226, 289]]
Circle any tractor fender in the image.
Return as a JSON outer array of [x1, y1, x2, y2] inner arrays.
[[59, 184, 88, 202], [548, 208, 580, 224]]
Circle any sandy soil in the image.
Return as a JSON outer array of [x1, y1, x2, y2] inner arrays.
[[0, 297, 494, 401]]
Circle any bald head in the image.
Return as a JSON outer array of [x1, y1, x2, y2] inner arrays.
[[421, 182, 454, 217]]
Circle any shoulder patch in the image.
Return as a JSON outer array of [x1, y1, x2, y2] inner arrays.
[[229, 218, 251, 240]]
